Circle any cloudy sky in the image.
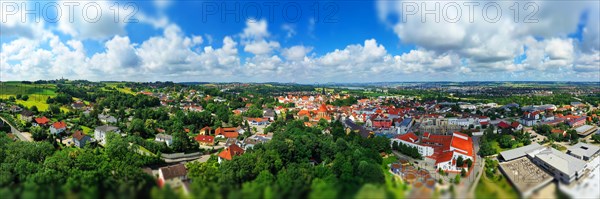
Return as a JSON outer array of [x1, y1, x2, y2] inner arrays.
[[1, 0, 598, 83]]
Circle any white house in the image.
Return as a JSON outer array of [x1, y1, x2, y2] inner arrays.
[[98, 114, 117, 124], [155, 133, 173, 147], [50, 121, 67, 135], [94, 125, 120, 145]]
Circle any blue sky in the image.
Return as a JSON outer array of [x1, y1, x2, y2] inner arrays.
[[1, 0, 599, 82]]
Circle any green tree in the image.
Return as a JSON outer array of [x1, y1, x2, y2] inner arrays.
[[466, 158, 473, 168], [591, 134, 600, 143], [456, 156, 464, 167], [30, 127, 48, 141]]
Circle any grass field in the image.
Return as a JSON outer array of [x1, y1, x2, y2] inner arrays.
[[103, 82, 136, 95], [1, 83, 71, 112], [474, 174, 519, 199], [81, 126, 92, 134], [0, 82, 57, 98]]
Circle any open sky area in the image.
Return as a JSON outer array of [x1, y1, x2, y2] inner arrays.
[[1, 0, 599, 83]]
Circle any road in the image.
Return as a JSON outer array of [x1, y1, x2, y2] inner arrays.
[[0, 115, 32, 142]]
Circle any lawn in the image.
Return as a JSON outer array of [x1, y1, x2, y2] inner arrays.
[[474, 174, 519, 199], [15, 99, 70, 113], [81, 126, 92, 134], [489, 140, 519, 153]]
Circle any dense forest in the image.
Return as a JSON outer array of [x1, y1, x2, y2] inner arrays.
[[0, 133, 159, 198], [0, 118, 396, 199], [166, 120, 393, 198]]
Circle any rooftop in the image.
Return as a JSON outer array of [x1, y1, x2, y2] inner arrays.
[[500, 143, 544, 161], [567, 143, 600, 159], [534, 147, 587, 177]]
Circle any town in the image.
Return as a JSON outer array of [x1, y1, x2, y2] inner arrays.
[[1, 80, 599, 198]]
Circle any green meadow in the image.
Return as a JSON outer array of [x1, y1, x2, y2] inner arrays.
[[0, 82, 68, 112]]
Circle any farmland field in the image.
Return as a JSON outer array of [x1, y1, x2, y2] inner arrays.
[[103, 82, 136, 95], [0, 82, 57, 98], [0, 82, 70, 112]]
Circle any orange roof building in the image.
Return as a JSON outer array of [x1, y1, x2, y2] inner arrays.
[[34, 117, 50, 125], [218, 144, 244, 163], [215, 127, 239, 138], [195, 135, 215, 146]]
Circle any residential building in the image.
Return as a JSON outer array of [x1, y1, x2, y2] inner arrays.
[[242, 134, 272, 150], [19, 110, 33, 122], [72, 131, 92, 148], [33, 116, 50, 127], [199, 126, 212, 135], [521, 111, 542, 126], [397, 118, 414, 134], [50, 121, 67, 135], [94, 125, 120, 145], [568, 116, 587, 128], [247, 117, 269, 126], [98, 114, 117, 124], [71, 101, 86, 109], [158, 164, 188, 189], [215, 127, 239, 139], [155, 133, 173, 147], [218, 144, 244, 163], [195, 135, 215, 146]]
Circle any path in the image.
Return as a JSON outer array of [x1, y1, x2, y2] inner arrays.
[[0, 115, 32, 142]]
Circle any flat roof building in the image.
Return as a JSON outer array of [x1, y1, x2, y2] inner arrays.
[[575, 125, 598, 136], [498, 157, 554, 198], [531, 147, 587, 184], [499, 142, 544, 162], [567, 143, 600, 161]]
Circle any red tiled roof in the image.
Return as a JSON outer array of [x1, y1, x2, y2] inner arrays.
[[248, 117, 266, 122], [72, 131, 87, 141], [223, 132, 239, 138], [195, 135, 214, 143], [511, 121, 521, 128], [498, 121, 511, 129], [218, 144, 244, 161], [450, 132, 473, 156], [35, 117, 50, 125], [318, 104, 328, 112], [396, 132, 418, 143], [52, 121, 66, 129], [435, 151, 455, 164], [215, 127, 237, 135]]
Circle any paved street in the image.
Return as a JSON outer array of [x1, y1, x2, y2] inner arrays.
[[0, 116, 32, 142]]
